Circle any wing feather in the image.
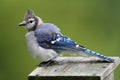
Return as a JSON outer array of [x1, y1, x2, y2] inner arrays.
[[35, 23, 84, 52]]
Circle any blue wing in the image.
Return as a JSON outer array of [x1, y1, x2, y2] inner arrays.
[[49, 35, 84, 51], [34, 23, 114, 62], [34, 23, 84, 52]]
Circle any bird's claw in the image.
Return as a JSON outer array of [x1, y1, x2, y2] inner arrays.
[[38, 60, 58, 67]]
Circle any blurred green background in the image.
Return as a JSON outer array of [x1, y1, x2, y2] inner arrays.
[[0, 0, 120, 80]]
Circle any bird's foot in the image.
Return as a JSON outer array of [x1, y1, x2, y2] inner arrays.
[[38, 60, 58, 67]]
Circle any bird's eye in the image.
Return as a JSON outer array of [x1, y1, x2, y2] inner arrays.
[[29, 20, 33, 23]]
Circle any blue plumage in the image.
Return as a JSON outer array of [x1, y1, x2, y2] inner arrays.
[[19, 10, 115, 66], [83, 49, 114, 62], [35, 23, 83, 51], [35, 23, 61, 49], [35, 23, 114, 62]]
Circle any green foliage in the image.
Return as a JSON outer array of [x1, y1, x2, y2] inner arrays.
[[0, 0, 120, 80]]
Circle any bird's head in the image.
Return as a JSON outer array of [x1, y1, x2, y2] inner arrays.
[[19, 10, 43, 31]]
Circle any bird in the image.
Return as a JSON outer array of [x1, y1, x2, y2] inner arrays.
[[19, 10, 114, 66]]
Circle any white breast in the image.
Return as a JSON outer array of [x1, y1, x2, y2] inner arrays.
[[25, 31, 58, 61]]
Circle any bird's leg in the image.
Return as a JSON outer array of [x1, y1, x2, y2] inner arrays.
[[38, 60, 57, 67]]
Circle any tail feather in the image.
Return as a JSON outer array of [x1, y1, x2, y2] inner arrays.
[[83, 48, 114, 62]]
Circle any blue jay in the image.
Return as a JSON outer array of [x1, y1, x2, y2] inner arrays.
[[19, 10, 114, 66]]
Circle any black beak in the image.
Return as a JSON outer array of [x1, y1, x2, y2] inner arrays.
[[18, 21, 27, 26]]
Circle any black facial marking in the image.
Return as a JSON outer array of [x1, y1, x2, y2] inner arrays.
[[28, 17, 38, 32]]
